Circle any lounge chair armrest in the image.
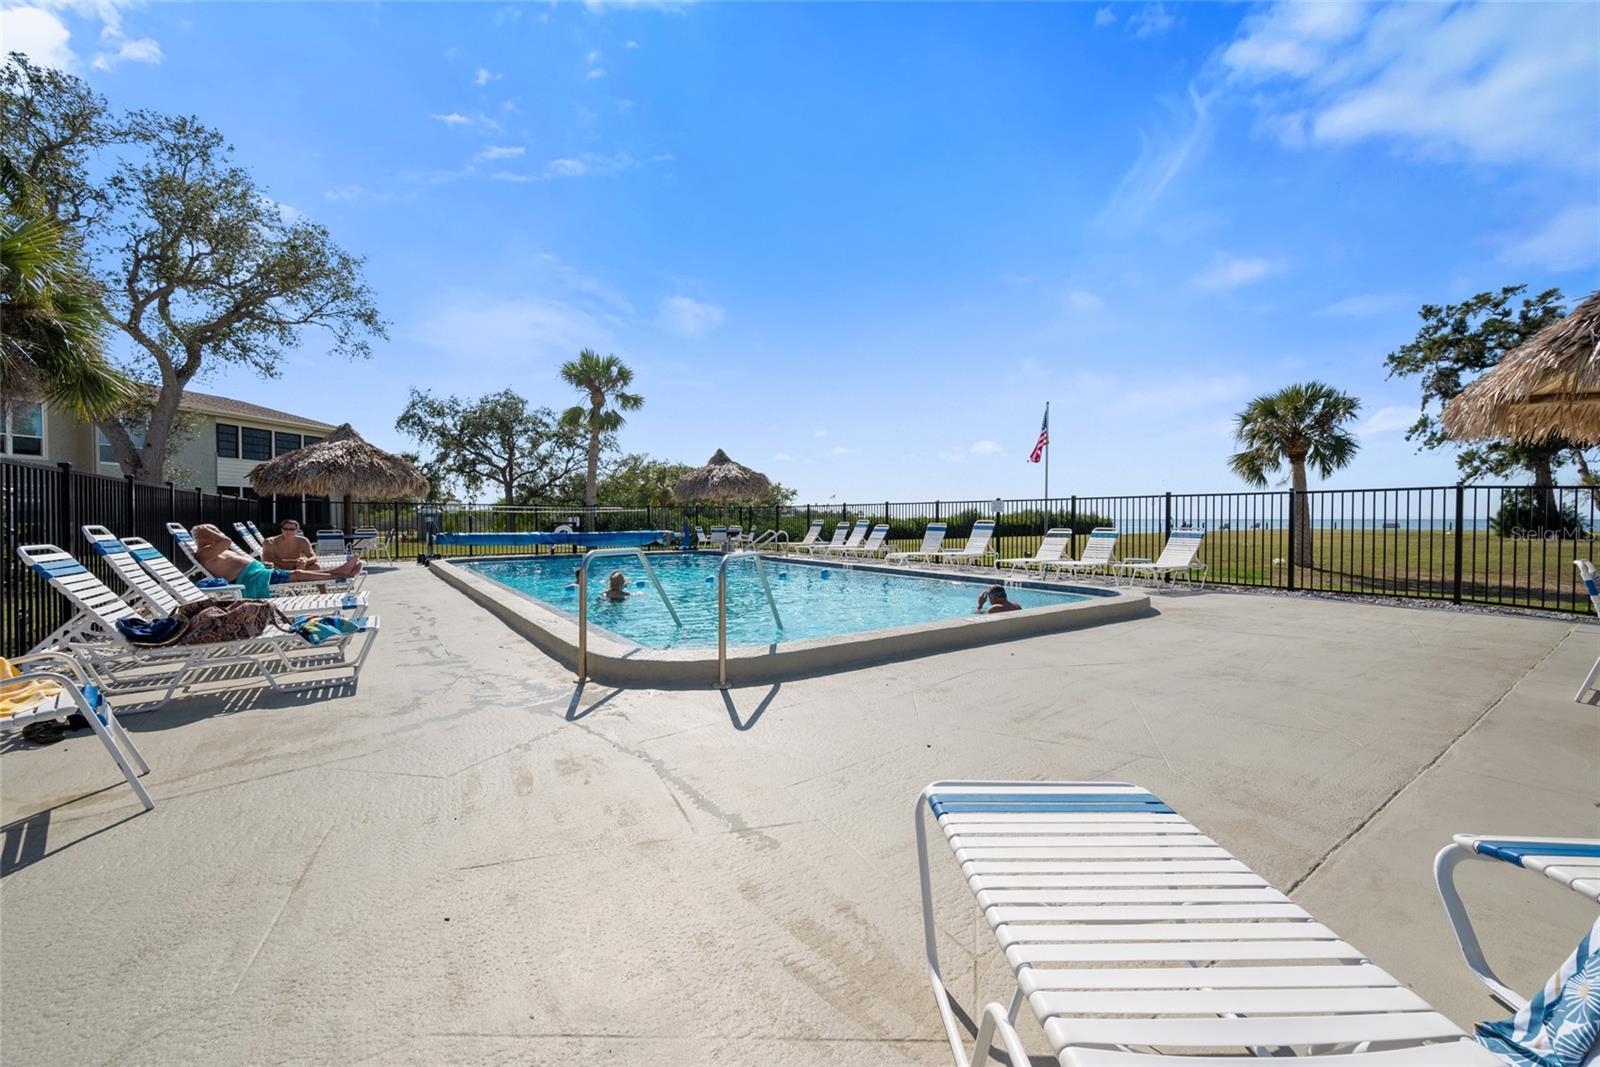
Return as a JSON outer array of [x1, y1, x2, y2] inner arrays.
[[1434, 841, 1529, 1011], [973, 1001, 1030, 1066], [10, 650, 90, 683]]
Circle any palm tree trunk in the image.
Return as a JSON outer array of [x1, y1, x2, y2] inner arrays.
[[585, 423, 600, 511], [1528, 448, 1559, 529], [1291, 458, 1312, 569]]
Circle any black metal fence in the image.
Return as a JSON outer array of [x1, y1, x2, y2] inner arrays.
[[4, 459, 1596, 657]]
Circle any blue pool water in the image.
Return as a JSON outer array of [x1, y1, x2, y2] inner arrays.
[[462, 552, 1102, 649]]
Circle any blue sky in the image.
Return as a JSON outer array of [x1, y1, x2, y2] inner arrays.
[[6, 1, 1598, 502]]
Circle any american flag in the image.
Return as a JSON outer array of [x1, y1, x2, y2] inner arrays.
[[1028, 405, 1049, 463]]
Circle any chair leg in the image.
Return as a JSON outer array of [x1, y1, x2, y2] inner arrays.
[[1575, 651, 1600, 703]]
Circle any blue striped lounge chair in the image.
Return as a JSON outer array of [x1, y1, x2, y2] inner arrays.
[[887, 523, 946, 564], [917, 780, 1502, 1064]]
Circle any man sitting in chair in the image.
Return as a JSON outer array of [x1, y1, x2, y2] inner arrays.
[[260, 518, 322, 571], [192, 524, 363, 600]]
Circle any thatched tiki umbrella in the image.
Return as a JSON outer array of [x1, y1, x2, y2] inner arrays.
[[1443, 290, 1600, 445], [248, 423, 430, 532], [673, 449, 772, 503]]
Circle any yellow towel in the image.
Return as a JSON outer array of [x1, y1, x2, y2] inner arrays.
[[0, 658, 63, 719]]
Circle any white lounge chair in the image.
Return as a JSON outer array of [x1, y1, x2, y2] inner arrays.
[[796, 521, 852, 556], [3, 651, 154, 811], [233, 521, 264, 556], [20, 543, 379, 708], [86, 527, 368, 617], [708, 525, 730, 551], [783, 520, 825, 552], [886, 523, 946, 564], [931, 520, 994, 567], [997, 527, 1073, 573], [1574, 560, 1599, 702], [167, 522, 362, 596], [917, 779, 1500, 1066], [315, 529, 348, 559], [835, 523, 890, 559], [1051, 526, 1118, 579], [819, 519, 871, 558], [1111, 528, 1207, 587], [1435, 834, 1600, 1011]]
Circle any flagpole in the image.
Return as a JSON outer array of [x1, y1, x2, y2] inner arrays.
[[1043, 400, 1050, 509]]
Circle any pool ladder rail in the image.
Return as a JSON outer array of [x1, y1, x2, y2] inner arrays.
[[576, 548, 681, 683], [717, 551, 783, 689], [573, 547, 784, 687]]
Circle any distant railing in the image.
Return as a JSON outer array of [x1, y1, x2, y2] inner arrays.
[[4, 458, 1594, 656]]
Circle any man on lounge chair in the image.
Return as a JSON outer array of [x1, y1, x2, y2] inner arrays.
[[260, 518, 322, 570], [191, 524, 363, 599]]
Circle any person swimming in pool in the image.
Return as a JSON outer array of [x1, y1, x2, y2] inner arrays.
[[977, 585, 1020, 614], [191, 523, 363, 599], [603, 570, 630, 602]]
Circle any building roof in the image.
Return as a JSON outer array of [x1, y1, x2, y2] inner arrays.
[[176, 390, 338, 432]]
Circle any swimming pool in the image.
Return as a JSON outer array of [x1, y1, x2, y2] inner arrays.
[[461, 552, 1107, 649]]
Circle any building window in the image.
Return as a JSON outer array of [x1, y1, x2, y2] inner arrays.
[[216, 424, 239, 458], [274, 432, 302, 455], [302, 435, 321, 447], [3, 402, 45, 456], [241, 427, 272, 461], [95, 424, 144, 465]]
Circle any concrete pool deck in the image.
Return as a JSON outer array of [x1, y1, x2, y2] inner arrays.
[[1, 563, 1594, 1065]]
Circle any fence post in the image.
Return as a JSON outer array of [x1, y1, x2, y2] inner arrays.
[[935, 500, 941, 522], [1285, 490, 1297, 592], [1163, 492, 1172, 542], [123, 473, 136, 533], [167, 480, 175, 518], [56, 462, 73, 547], [1453, 483, 1465, 604], [1069, 494, 1078, 559]]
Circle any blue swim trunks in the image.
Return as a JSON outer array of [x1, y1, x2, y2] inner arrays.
[[238, 559, 293, 599]]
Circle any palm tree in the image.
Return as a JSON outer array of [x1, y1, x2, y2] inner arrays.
[[1229, 381, 1361, 568], [0, 155, 131, 419], [559, 349, 643, 510]]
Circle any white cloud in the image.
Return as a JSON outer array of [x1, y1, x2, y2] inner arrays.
[[473, 68, 500, 86], [473, 144, 526, 162], [826, 445, 853, 457], [1064, 288, 1103, 313], [813, 429, 829, 438], [656, 295, 725, 339], [91, 36, 161, 70], [1190, 253, 1280, 291], [586, 49, 602, 64], [969, 440, 1002, 457], [539, 151, 637, 179], [1317, 292, 1408, 318], [624, 40, 639, 49], [585, 67, 607, 80], [1097, 85, 1213, 231], [1498, 203, 1600, 272], [414, 292, 607, 365], [1358, 405, 1416, 438], [1128, 3, 1177, 39], [323, 184, 413, 205], [937, 447, 966, 464], [1, 7, 77, 70], [773, 452, 793, 462], [431, 112, 473, 126], [1093, 6, 1115, 28], [1090, 372, 1251, 415], [1224, 2, 1600, 170]]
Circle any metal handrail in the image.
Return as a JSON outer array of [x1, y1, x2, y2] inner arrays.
[[718, 551, 783, 689], [749, 528, 788, 547], [576, 548, 681, 682]]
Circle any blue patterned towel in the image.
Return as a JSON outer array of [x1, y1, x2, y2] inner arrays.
[[1477, 917, 1600, 1066]]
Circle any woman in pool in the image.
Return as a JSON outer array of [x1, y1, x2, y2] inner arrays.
[[603, 570, 630, 602], [977, 585, 1020, 614]]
